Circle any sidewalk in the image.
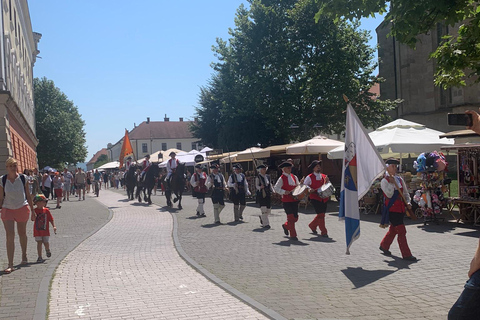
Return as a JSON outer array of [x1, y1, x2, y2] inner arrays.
[[0, 192, 111, 320], [48, 190, 274, 320]]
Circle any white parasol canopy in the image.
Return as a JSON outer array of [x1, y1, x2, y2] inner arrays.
[[327, 119, 455, 159], [235, 147, 271, 161], [286, 136, 344, 155], [97, 161, 120, 170], [200, 146, 214, 153]]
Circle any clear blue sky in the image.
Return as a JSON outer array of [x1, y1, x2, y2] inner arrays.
[[28, 1, 382, 162]]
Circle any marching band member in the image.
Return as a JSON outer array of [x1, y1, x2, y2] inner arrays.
[[303, 160, 330, 237], [274, 161, 300, 241], [206, 163, 227, 224], [379, 158, 417, 261], [227, 164, 251, 222], [255, 164, 273, 229], [190, 164, 208, 217]]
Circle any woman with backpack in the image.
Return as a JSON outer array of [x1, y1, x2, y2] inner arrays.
[[0, 157, 35, 273]]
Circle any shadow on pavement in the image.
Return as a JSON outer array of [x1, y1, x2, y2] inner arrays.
[[226, 221, 246, 226], [187, 215, 207, 220], [201, 223, 223, 228], [341, 266, 396, 289], [304, 235, 336, 243], [383, 255, 419, 269], [158, 206, 179, 213], [454, 230, 480, 238], [252, 227, 269, 232], [131, 202, 151, 207], [417, 223, 456, 234], [273, 239, 309, 246], [117, 199, 131, 202]]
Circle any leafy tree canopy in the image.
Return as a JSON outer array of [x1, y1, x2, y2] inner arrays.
[[316, 0, 480, 88], [94, 154, 109, 168], [191, 0, 396, 150], [34, 77, 88, 169]]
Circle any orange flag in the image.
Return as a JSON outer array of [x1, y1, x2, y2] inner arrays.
[[119, 129, 134, 168]]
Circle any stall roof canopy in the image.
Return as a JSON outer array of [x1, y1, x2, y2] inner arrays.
[[286, 136, 343, 155], [97, 161, 120, 170], [328, 119, 455, 159]]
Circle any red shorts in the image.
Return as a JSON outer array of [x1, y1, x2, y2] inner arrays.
[[1, 205, 30, 222], [54, 188, 63, 198]]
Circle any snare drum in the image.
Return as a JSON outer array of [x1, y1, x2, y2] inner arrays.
[[292, 185, 309, 200], [318, 182, 335, 198]]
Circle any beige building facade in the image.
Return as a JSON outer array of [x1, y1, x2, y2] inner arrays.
[[0, 0, 40, 174], [377, 22, 480, 132], [108, 117, 201, 162]]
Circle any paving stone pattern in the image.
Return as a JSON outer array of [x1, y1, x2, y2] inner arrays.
[[146, 191, 478, 320], [48, 191, 269, 320], [0, 193, 110, 320]]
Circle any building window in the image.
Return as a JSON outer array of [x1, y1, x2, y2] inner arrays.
[[142, 143, 148, 153], [162, 143, 167, 151], [191, 142, 197, 150], [176, 142, 182, 150]]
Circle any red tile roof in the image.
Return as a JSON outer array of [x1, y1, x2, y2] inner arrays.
[[87, 148, 108, 164], [129, 121, 194, 140]]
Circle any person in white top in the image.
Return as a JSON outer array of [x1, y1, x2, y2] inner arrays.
[[274, 161, 300, 241], [255, 164, 274, 229], [227, 163, 251, 222], [0, 158, 35, 273], [166, 152, 180, 187], [206, 164, 227, 224], [190, 164, 208, 217], [303, 160, 330, 237]]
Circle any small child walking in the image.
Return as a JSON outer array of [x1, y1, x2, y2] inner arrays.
[[32, 194, 56, 263]]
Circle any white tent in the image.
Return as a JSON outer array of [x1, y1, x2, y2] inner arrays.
[[200, 146, 213, 153], [159, 150, 207, 167], [97, 161, 120, 170], [286, 136, 344, 154], [235, 147, 271, 161], [327, 119, 455, 160]]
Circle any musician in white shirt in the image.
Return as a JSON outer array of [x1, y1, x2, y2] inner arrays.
[[227, 163, 251, 222], [206, 164, 227, 224], [274, 161, 300, 241], [255, 164, 273, 229]]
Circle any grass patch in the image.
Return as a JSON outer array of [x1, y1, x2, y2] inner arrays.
[[448, 179, 458, 198]]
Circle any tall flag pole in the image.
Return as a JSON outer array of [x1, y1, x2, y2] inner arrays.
[[119, 129, 134, 168], [339, 96, 385, 254]]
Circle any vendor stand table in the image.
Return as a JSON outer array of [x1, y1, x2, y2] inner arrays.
[[448, 198, 480, 226]]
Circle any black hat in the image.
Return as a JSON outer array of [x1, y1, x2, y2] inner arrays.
[[279, 161, 293, 168], [195, 164, 202, 169], [233, 163, 242, 169], [385, 157, 400, 165], [210, 163, 219, 169], [145, 154, 150, 158], [308, 160, 322, 171], [169, 152, 176, 156], [256, 164, 267, 169]]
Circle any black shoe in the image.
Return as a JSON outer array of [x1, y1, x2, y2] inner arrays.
[[321, 234, 329, 238], [282, 224, 289, 236], [379, 246, 392, 256], [37, 257, 45, 263], [311, 229, 318, 234], [263, 225, 271, 229], [290, 236, 298, 241], [200, 213, 206, 217], [196, 211, 200, 216], [235, 219, 240, 222], [215, 221, 221, 224], [46, 250, 51, 257], [239, 216, 243, 220], [403, 255, 417, 261]]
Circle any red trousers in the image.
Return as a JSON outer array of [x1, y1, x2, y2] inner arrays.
[[309, 213, 327, 235], [284, 214, 298, 237], [380, 224, 412, 258]]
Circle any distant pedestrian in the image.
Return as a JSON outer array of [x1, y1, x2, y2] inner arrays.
[[41, 170, 53, 199], [190, 164, 208, 217], [86, 171, 92, 193], [52, 172, 63, 209], [62, 168, 73, 201], [75, 168, 86, 201], [32, 194, 56, 263], [255, 164, 273, 229], [206, 164, 227, 224], [227, 163, 250, 222], [274, 161, 300, 241], [0, 157, 35, 273]]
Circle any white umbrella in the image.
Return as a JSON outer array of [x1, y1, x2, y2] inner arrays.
[[286, 136, 344, 154], [200, 146, 213, 153], [97, 161, 120, 170], [235, 147, 270, 161], [327, 119, 455, 160]]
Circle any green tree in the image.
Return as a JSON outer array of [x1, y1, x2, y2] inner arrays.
[[34, 77, 87, 169], [316, 0, 480, 88], [191, 0, 395, 150], [94, 154, 108, 168]]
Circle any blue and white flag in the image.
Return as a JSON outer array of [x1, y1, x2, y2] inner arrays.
[[339, 104, 385, 254]]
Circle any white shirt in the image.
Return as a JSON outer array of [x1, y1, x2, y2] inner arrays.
[[255, 174, 272, 192], [303, 172, 324, 191], [206, 173, 225, 189], [227, 173, 249, 190], [2, 175, 28, 209], [274, 172, 299, 195], [167, 158, 179, 174], [190, 171, 206, 187], [381, 173, 411, 204]]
